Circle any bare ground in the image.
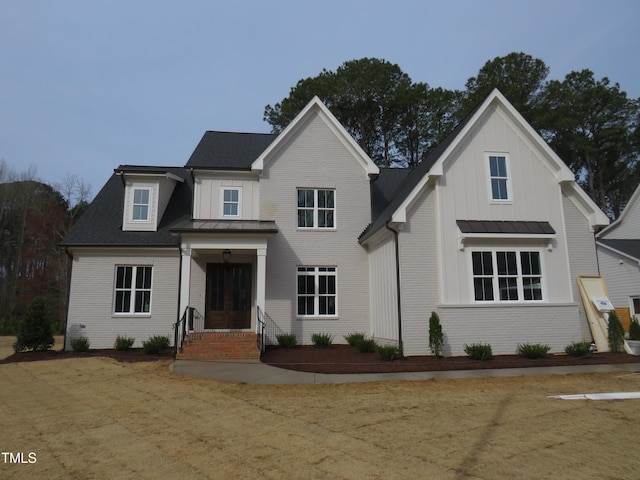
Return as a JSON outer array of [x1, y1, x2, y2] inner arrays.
[[1, 336, 640, 479]]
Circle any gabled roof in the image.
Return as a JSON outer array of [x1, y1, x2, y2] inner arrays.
[[597, 184, 640, 239], [186, 131, 278, 170], [359, 88, 610, 244], [597, 239, 640, 263], [252, 96, 379, 178]]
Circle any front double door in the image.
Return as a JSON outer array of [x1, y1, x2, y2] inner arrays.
[[205, 263, 252, 329]]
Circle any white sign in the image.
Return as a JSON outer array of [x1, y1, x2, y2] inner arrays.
[[591, 296, 614, 312]]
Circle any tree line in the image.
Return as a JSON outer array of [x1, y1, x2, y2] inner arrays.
[[0, 159, 90, 332], [264, 53, 639, 220]]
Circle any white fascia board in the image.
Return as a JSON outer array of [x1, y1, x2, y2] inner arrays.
[[597, 184, 640, 238], [561, 181, 610, 229], [252, 96, 379, 178]]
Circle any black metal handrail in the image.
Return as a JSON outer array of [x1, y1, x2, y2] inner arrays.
[[256, 306, 266, 352], [173, 306, 204, 357]]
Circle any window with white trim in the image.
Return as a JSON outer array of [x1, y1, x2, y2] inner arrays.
[[488, 155, 509, 201], [472, 250, 542, 302], [132, 189, 150, 221], [222, 188, 240, 217], [114, 266, 152, 314], [297, 267, 337, 316], [297, 189, 335, 228]]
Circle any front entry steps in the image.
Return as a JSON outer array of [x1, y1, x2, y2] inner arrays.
[[177, 332, 260, 361]]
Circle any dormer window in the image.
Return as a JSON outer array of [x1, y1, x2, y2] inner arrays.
[[488, 154, 510, 201], [222, 188, 241, 217], [132, 189, 150, 221]]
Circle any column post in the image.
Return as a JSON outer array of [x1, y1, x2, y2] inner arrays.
[[179, 247, 192, 322], [256, 248, 267, 331]]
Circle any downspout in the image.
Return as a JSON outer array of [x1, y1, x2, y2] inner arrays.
[[385, 220, 403, 354], [62, 247, 73, 351], [175, 239, 183, 358]]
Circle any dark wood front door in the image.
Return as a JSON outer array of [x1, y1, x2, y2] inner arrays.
[[205, 263, 252, 329]]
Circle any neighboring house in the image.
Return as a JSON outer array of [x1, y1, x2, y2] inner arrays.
[[596, 185, 640, 331], [62, 89, 610, 358]]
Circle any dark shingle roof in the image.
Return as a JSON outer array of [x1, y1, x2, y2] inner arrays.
[[457, 220, 555, 235], [61, 167, 191, 247], [371, 168, 411, 220], [597, 239, 640, 261], [185, 131, 278, 169]]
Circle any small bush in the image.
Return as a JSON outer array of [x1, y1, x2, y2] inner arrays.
[[13, 297, 55, 352], [276, 333, 297, 348], [344, 332, 366, 347], [114, 335, 135, 351], [565, 341, 593, 358], [376, 345, 399, 361], [464, 343, 493, 361], [607, 311, 625, 353], [142, 335, 171, 354], [355, 338, 377, 353], [516, 343, 550, 359], [428, 311, 444, 358], [629, 317, 640, 341], [311, 332, 333, 348], [70, 337, 90, 352]]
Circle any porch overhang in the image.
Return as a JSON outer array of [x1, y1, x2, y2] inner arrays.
[[170, 219, 278, 235]]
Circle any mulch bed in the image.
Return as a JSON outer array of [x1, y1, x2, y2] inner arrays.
[[0, 348, 174, 364], [261, 344, 640, 374]]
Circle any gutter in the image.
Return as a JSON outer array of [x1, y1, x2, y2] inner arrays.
[[385, 220, 403, 354]]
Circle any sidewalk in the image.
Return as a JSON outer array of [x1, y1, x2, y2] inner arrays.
[[170, 359, 640, 384]]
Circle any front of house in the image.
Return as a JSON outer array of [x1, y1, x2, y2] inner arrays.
[[62, 90, 610, 358]]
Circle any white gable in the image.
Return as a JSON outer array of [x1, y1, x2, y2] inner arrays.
[[597, 184, 640, 239]]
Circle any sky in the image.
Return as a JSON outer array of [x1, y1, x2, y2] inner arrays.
[[1, 0, 639, 200]]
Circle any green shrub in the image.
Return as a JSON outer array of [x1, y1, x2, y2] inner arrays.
[[516, 343, 550, 359], [344, 332, 366, 347], [464, 343, 493, 361], [607, 311, 625, 353], [428, 311, 444, 358], [355, 338, 377, 353], [376, 345, 399, 361], [114, 335, 135, 351], [629, 317, 640, 341], [276, 333, 297, 348], [142, 335, 171, 354], [310, 332, 333, 348], [13, 297, 55, 353], [70, 336, 90, 352], [565, 341, 593, 358]]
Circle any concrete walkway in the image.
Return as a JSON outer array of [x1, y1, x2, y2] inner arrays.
[[170, 359, 640, 385]]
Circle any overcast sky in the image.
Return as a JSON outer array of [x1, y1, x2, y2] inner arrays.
[[1, 0, 639, 199]]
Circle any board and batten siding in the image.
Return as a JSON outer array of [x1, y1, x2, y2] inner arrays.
[[65, 249, 180, 349], [259, 110, 371, 344], [193, 174, 260, 220], [367, 233, 399, 343]]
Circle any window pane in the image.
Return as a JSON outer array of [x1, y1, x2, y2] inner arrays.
[[116, 266, 132, 288], [491, 179, 508, 200], [521, 252, 541, 275], [474, 277, 494, 301], [135, 291, 151, 313], [133, 205, 148, 220], [497, 252, 517, 275], [499, 277, 519, 301], [523, 277, 542, 300], [472, 252, 492, 275], [318, 190, 334, 208], [134, 189, 149, 204], [318, 210, 334, 228], [115, 291, 131, 313], [136, 267, 152, 289]]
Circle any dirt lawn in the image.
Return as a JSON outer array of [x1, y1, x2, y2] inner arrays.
[[1, 337, 639, 479]]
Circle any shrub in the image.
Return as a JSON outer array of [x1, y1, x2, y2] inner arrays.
[[276, 333, 297, 348], [376, 345, 399, 361], [344, 332, 366, 347], [114, 335, 135, 351], [607, 311, 625, 353], [516, 343, 550, 359], [428, 311, 444, 358], [13, 297, 55, 353], [310, 332, 333, 348], [464, 343, 493, 361], [565, 341, 593, 358], [629, 317, 640, 341], [70, 336, 90, 352], [355, 338, 377, 353], [142, 335, 171, 354]]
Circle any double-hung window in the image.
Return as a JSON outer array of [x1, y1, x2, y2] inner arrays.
[[488, 155, 509, 201], [114, 266, 152, 314], [297, 189, 335, 229], [222, 188, 240, 217], [472, 251, 543, 302], [132, 189, 150, 221], [297, 267, 337, 316]]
